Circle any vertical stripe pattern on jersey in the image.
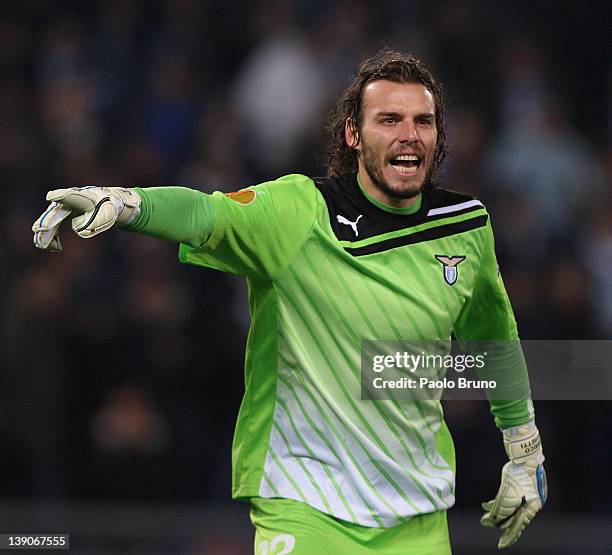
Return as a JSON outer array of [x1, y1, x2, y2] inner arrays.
[[284, 263, 433, 513], [306, 242, 454, 495], [257, 232, 458, 525], [274, 400, 335, 514], [273, 279, 414, 521]]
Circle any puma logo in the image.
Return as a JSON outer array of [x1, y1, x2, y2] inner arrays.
[[337, 214, 363, 237]]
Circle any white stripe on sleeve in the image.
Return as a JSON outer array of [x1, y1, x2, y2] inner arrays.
[[427, 199, 483, 217]]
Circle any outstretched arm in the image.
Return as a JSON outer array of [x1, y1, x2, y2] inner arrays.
[[128, 187, 214, 247], [33, 174, 318, 280], [33, 186, 215, 251]]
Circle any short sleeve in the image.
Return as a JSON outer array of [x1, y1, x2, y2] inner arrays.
[[179, 174, 318, 280]]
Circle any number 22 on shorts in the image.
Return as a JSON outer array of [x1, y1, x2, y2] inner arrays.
[[259, 533, 296, 554]]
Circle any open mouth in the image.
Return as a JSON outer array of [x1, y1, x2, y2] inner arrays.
[[389, 154, 421, 175]]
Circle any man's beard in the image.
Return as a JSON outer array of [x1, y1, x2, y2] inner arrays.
[[361, 141, 432, 200]]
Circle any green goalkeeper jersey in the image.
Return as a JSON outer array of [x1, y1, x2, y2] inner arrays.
[[134, 173, 533, 528]]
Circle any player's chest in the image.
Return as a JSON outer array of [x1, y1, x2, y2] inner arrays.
[[286, 227, 482, 339]]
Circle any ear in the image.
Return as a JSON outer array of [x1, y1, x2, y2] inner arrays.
[[345, 118, 361, 151]]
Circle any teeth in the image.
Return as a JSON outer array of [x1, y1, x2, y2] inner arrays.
[[394, 154, 419, 161], [393, 164, 418, 174]]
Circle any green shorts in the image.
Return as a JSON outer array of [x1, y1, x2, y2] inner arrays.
[[250, 497, 452, 555]]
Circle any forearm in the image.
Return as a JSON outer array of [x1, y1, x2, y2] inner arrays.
[[126, 187, 215, 247], [490, 399, 534, 429], [473, 341, 534, 428]]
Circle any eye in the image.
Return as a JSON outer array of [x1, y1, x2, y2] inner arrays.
[[417, 118, 433, 127], [381, 117, 397, 125]]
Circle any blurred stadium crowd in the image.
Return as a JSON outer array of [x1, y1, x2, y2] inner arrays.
[[1, 0, 611, 528]]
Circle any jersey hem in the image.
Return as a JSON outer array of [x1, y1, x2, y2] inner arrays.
[[233, 488, 455, 529]]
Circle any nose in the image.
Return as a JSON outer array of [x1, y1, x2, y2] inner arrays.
[[398, 121, 419, 143]]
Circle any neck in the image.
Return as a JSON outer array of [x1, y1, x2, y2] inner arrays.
[[357, 167, 421, 209]]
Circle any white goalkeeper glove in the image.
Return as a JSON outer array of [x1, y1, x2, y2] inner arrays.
[[32, 186, 141, 252], [481, 420, 547, 549]]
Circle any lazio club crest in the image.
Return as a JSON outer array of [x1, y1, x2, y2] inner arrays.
[[435, 255, 466, 285]]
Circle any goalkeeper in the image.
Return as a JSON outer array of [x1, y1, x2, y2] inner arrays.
[[33, 50, 546, 554]]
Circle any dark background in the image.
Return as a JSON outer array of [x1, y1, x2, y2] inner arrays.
[[1, 0, 611, 553]]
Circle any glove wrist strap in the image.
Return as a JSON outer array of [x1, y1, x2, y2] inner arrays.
[[112, 188, 141, 226], [503, 420, 543, 463]]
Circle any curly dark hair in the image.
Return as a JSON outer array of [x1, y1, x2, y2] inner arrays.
[[326, 49, 447, 186]]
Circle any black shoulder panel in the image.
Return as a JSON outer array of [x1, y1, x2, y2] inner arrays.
[[313, 174, 485, 246], [428, 188, 476, 210]]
